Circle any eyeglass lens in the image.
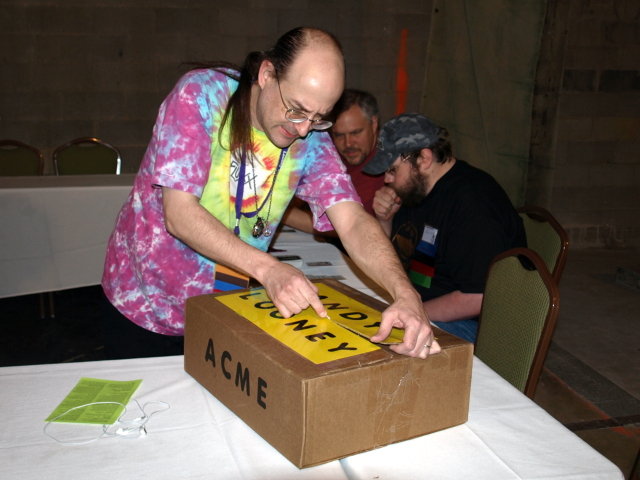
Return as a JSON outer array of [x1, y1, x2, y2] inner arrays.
[[276, 76, 333, 130]]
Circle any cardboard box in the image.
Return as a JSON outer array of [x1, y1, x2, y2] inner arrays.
[[184, 280, 472, 468]]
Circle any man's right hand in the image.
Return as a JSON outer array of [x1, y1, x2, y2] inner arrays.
[[259, 261, 328, 319], [373, 186, 402, 222]]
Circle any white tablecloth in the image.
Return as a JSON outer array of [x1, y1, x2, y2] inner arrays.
[[0, 355, 622, 479], [0, 224, 624, 478], [274, 229, 624, 479], [0, 175, 134, 298]]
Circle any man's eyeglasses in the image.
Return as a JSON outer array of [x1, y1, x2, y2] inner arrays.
[[276, 77, 333, 131], [385, 153, 412, 176]]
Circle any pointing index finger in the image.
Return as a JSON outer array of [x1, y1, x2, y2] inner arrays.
[[307, 292, 327, 319]]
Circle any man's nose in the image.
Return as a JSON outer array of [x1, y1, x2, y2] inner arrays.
[[293, 121, 312, 137]]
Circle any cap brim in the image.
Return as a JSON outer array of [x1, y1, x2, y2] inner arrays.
[[362, 150, 395, 175]]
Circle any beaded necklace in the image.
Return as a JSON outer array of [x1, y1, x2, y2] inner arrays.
[[233, 148, 288, 238]]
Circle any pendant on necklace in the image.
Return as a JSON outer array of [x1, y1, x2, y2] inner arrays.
[[252, 217, 265, 238]]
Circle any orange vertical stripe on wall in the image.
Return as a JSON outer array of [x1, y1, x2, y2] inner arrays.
[[395, 28, 408, 115]]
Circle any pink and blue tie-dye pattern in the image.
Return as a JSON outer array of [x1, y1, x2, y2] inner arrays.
[[102, 69, 360, 335]]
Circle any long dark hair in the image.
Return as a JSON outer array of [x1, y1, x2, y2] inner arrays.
[[194, 27, 341, 159]]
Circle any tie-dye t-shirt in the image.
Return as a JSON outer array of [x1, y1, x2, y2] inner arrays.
[[102, 69, 360, 335]]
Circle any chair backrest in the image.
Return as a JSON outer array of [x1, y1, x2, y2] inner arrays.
[[474, 247, 560, 398], [517, 205, 569, 284], [53, 137, 121, 175], [0, 139, 44, 176]]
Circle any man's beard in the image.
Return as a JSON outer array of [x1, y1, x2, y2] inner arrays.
[[395, 166, 427, 207]]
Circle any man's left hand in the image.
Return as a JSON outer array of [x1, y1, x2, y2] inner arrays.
[[369, 293, 441, 358]]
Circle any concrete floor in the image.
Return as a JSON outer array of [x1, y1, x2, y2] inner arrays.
[[533, 248, 640, 479], [1, 247, 639, 477]]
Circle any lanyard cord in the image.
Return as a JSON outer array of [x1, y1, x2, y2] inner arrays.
[[233, 148, 288, 236]]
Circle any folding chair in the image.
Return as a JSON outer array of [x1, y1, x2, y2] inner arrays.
[[53, 137, 121, 175], [517, 205, 569, 284], [0, 139, 44, 176], [475, 247, 560, 398]]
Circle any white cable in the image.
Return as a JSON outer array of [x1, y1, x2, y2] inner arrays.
[[43, 399, 170, 446]]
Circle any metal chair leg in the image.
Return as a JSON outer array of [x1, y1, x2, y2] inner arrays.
[[48, 292, 55, 318], [39, 293, 46, 319]]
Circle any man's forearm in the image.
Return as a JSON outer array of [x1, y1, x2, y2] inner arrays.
[[163, 187, 333, 319], [162, 187, 278, 283], [422, 291, 483, 322]]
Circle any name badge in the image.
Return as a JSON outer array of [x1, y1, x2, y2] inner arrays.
[[422, 224, 438, 246]]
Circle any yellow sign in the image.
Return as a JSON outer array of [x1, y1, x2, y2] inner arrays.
[[216, 283, 404, 364], [314, 283, 405, 344]]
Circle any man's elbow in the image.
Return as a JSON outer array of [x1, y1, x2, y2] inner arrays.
[[162, 189, 190, 238], [163, 208, 181, 237]]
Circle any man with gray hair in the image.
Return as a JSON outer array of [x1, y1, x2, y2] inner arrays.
[[330, 89, 384, 214], [284, 88, 384, 231], [367, 113, 526, 343]]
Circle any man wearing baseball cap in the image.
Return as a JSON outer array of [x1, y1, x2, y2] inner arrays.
[[366, 113, 526, 343]]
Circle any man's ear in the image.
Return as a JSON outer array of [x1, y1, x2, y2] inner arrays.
[[371, 115, 380, 133], [416, 148, 434, 171], [257, 60, 276, 88]]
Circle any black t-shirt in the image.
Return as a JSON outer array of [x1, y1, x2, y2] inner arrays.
[[391, 159, 526, 302]]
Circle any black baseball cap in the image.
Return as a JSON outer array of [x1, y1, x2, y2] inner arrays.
[[363, 113, 442, 175]]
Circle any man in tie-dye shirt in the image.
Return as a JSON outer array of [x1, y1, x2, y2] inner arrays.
[[102, 27, 440, 359]]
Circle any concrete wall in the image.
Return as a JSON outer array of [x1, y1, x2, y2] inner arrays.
[[422, 0, 546, 207], [0, 0, 434, 173], [2, 0, 638, 248], [542, 0, 640, 248]]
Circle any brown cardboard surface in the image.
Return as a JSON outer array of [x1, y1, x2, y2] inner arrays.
[[184, 279, 473, 468]]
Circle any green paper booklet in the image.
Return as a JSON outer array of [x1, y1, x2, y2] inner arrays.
[[46, 377, 142, 425]]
